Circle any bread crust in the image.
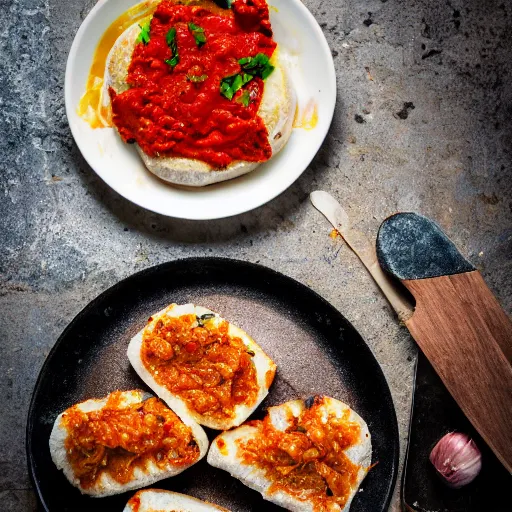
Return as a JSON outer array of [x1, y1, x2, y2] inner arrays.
[[207, 397, 372, 512], [49, 389, 208, 497], [104, 9, 296, 186], [123, 489, 231, 512], [127, 303, 277, 430]]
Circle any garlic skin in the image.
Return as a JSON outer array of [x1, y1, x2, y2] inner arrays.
[[429, 433, 482, 488]]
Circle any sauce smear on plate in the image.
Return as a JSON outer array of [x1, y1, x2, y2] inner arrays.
[[78, 0, 159, 128]]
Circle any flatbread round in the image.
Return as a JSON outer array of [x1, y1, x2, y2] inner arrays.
[[105, 16, 295, 186]]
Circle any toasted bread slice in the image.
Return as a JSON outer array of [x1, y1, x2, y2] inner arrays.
[[123, 489, 230, 512], [49, 390, 208, 497], [128, 303, 276, 430], [207, 396, 372, 512], [104, 7, 295, 186]]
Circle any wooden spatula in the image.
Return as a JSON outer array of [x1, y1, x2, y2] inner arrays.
[[377, 212, 512, 472]]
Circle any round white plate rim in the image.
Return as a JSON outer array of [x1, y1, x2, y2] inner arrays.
[[65, 0, 336, 220]]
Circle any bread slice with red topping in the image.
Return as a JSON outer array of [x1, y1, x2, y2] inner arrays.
[[49, 389, 208, 497], [127, 303, 276, 430], [123, 489, 230, 512], [104, 0, 295, 186], [207, 396, 372, 512]]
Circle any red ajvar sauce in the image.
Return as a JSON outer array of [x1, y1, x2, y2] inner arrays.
[[61, 391, 199, 489], [140, 313, 259, 420], [236, 397, 363, 511], [127, 493, 142, 512], [110, 0, 277, 168]]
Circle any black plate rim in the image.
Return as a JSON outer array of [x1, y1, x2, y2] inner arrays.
[[26, 256, 399, 511]]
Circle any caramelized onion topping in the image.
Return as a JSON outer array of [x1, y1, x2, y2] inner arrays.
[[141, 313, 259, 420], [61, 392, 199, 488], [237, 397, 363, 510]]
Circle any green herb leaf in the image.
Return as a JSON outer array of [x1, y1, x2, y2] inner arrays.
[[220, 72, 253, 100], [239, 53, 275, 80], [188, 22, 207, 47], [241, 73, 253, 85], [220, 53, 274, 101], [166, 27, 177, 46], [236, 90, 251, 107], [165, 27, 179, 68], [187, 74, 208, 82], [136, 20, 151, 45], [165, 56, 179, 67], [214, 0, 233, 8], [220, 74, 240, 100], [196, 313, 215, 327]]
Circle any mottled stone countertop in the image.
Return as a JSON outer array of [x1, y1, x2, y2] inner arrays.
[[1, 0, 510, 511]]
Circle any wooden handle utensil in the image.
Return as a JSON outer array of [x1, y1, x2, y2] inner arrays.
[[377, 213, 512, 472]]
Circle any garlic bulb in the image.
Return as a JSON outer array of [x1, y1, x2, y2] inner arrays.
[[429, 432, 482, 488]]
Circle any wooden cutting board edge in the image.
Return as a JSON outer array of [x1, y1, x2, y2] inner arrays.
[[402, 270, 512, 473]]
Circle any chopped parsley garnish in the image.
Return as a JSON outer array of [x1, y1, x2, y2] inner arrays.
[[236, 90, 251, 107], [187, 74, 208, 82], [165, 27, 179, 68], [214, 0, 233, 8], [239, 53, 275, 80], [196, 313, 216, 327], [188, 22, 206, 47], [220, 53, 274, 100], [220, 73, 252, 100], [136, 20, 151, 45]]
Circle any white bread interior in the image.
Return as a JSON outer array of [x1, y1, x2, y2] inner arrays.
[[207, 396, 372, 512], [104, 14, 296, 186], [123, 489, 230, 512], [127, 303, 276, 430], [49, 389, 208, 497]]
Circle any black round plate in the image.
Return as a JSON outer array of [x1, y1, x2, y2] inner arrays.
[[27, 258, 398, 512]]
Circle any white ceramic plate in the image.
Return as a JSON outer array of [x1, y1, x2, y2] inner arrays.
[[65, 0, 336, 220]]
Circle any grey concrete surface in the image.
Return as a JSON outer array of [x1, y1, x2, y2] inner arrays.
[[1, 0, 511, 511]]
